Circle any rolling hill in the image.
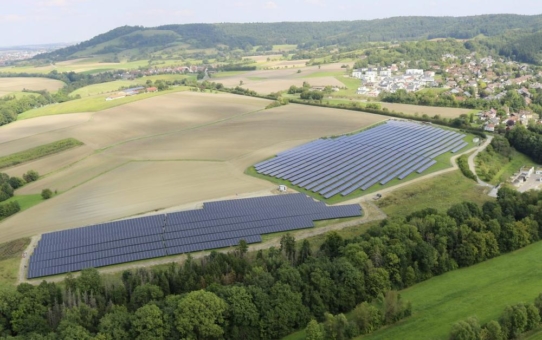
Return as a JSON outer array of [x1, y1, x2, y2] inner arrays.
[[34, 14, 542, 61]]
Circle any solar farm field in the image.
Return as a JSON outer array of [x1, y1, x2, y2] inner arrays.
[[0, 92, 386, 243], [27, 194, 361, 278], [254, 121, 472, 201]]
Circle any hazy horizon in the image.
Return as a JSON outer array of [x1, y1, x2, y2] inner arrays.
[[2, 0, 542, 47]]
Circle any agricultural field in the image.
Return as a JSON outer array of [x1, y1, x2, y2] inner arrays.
[[0, 58, 175, 75], [18, 86, 190, 119], [362, 239, 542, 340], [213, 62, 349, 94], [0, 92, 388, 242], [70, 74, 194, 97], [0, 77, 65, 97]]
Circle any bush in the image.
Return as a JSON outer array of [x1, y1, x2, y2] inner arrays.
[[23, 170, 39, 183], [8, 177, 25, 189], [0, 201, 20, 219], [41, 189, 53, 200], [457, 155, 477, 181]]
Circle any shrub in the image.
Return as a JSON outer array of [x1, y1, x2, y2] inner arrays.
[[0, 201, 20, 219], [23, 170, 39, 183], [8, 177, 25, 189], [457, 155, 477, 181], [41, 189, 53, 200]]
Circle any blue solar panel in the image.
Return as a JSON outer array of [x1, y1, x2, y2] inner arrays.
[[27, 194, 362, 279], [254, 121, 468, 197]]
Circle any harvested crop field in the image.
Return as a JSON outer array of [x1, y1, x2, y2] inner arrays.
[[1, 161, 273, 240], [103, 104, 386, 161], [0, 92, 387, 242], [215, 63, 350, 94], [0, 112, 92, 145], [379, 102, 473, 118], [0, 77, 65, 94]]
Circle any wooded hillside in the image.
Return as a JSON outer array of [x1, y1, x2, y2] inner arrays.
[[34, 14, 542, 61]]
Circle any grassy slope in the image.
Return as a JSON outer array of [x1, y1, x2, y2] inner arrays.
[[18, 86, 190, 119], [0, 138, 83, 169], [0, 238, 31, 286], [4, 194, 43, 211], [377, 170, 490, 216], [70, 80, 144, 97], [362, 240, 542, 340]]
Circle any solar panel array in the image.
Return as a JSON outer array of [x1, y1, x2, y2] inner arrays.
[[255, 121, 467, 198], [28, 194, 361, 278]]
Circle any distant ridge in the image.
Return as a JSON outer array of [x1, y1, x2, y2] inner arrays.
[[34, 14, 542, 61]]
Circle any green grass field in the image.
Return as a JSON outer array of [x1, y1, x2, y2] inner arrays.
[[0, 138, 83, 169], [0, 238, 30, 287], [377, 170, 491, 216], [4, 194, 43, 211], [19, 86, 190, 119], [361, 239, 542, 340]]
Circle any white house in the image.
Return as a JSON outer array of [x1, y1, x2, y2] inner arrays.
[[406, 69, 424, 76]]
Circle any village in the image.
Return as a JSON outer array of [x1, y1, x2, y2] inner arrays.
[[350, 52, 542, 131]]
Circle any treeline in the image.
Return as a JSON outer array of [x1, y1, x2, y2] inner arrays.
[[0, 170, 38, 220], [506, 125, 542, 163], [216, 65, 257, 72], [0, 91, 78, 126], [1, 187, 542, 338], [450, 294, 542, 339], [380, 88, 532, 113]]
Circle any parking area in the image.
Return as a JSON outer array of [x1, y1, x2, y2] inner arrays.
[[518, 175, 542, 193]]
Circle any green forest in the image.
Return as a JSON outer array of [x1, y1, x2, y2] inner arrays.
[[1, 188, 542, 339], [34, 14, 542, 61]]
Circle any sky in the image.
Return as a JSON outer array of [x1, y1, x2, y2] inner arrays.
[[1, 0, 542, 47]]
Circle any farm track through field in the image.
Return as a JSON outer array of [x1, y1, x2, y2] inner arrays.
[[18, 200, 385, 284]]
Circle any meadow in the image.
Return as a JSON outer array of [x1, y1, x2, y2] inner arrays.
[[362, 239, 542, 340], [0, 238, 30, 286]]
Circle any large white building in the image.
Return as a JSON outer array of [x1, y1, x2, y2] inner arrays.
[[406, 69, 424, 76]]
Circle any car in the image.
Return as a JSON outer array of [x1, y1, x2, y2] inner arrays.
[[373, 193, 382, 200]]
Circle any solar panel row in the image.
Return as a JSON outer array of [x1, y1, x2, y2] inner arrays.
[[255, 121, 468, 197], [27, 194, 362, 279]]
